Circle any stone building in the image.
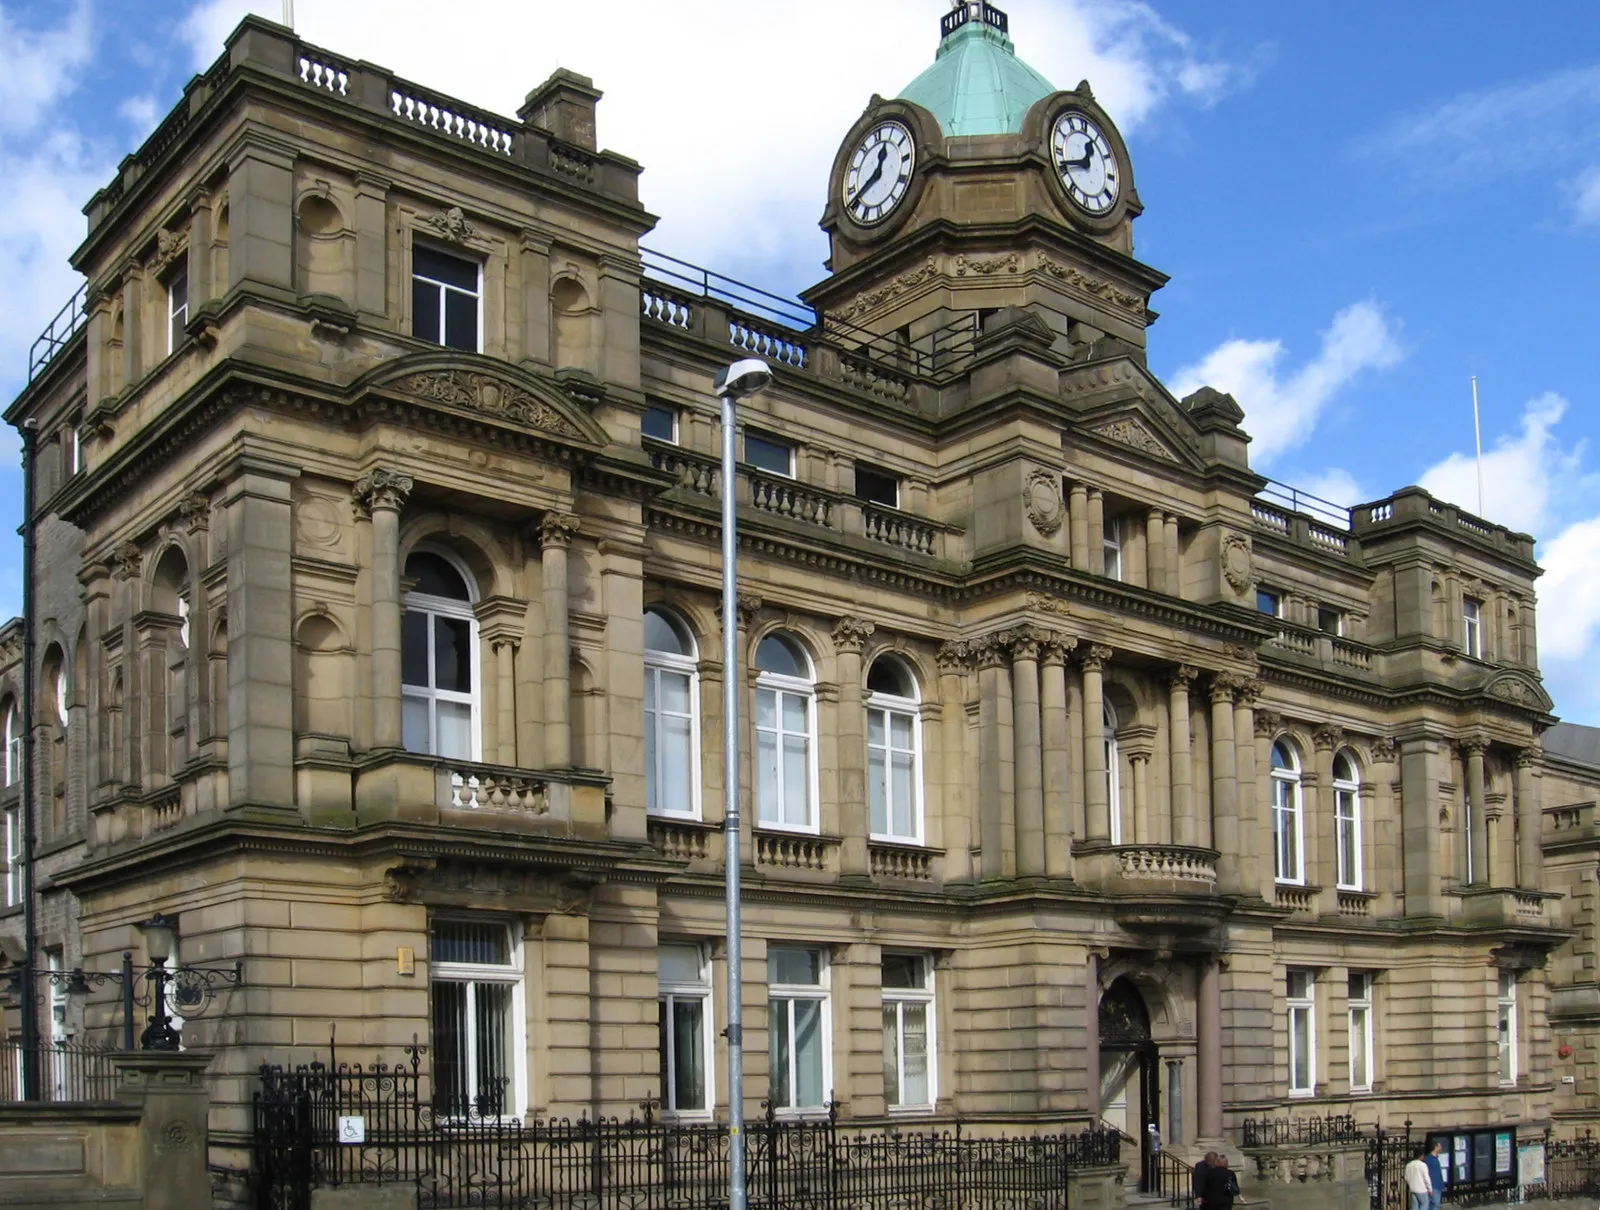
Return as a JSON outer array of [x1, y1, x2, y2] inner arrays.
[[2, 0, 1592, 1199]]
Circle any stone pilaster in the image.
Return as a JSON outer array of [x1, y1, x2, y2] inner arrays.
[[1068, 483, 1089, 571], [540, 511, 579, 768], [354, 468, 414, 751], [1081, 645, 1112, 841], [1146, 507, 1166, 591], [1041, 635, 1076, 877], [1167, 666, 1197, 847], [1208, 675, 1241, 893], [976, 636, 1014, 877], [1464, 738, 1488, 885], [936, 641, 974, 884], [833, 615, 875, 877], [1087, 489, 1105, 576], [1011, 629, 1045, 877], [1516, 748, 1543, 888]]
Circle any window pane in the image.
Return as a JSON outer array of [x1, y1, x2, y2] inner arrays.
[[881, 954, 922, 990], [1350, 1006, 1370, 1088], [745, 432, 793, 476], [644, 711, 657, 813], [755, 635, 805, 677], [474, 982, 512, 1115], [169, 272, 188, 312], [854, 464, 899, 507], [642, 405, 678, 442], [644, 610, 689, 655], [444, 288, 478, 352], [794, 999, 823, 1107], [769, 999, 792, 1107], [402, 611, 429, 686], [402, 695, 431, 754], [435, 617, 472, 692], [901, 1002, 929, 1104], [433, 920, 511, 965], [430, 980, 468, 1113], [436, 701, 472, 760], [890, 713, 914, 749], [756, 687, 776, 729], [407, 551, 472, 600], [414, 245, 479, 290], [672, 997, 706, 1111], [869, 748, 887, 834], [892, 751, 915, 836], [1291, 1006, 1310, 1090], [781, 692, 807, 733], [413, 278, 441, 344], [756, 728, 778, 823], [783, 734, 808, 825], [882, 1004, 900, 1105], [659, 944, 703, 983], [660, 669, 691, 714], [769, 948, 820, 985], [661, 714, 692, 812], [868, 710, 885, 747]]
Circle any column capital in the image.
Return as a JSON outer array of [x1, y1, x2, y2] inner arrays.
[[974, 634, 1009, 671], [112, 539, 143, 580], [1166, 664, 1199, 691], [1253, 709, 1283, 739], [1008, 627, 1042, 663], [1459, 736, 1489, 758], [1209, 671, 1247, 703], [178, 490, 210, 534], [538, 510, 580, 550], [1040, 632, 1078, 666], [353, 467, 414, 516], [715, 591, 764, 631], [1515, 747, 1542, 770], [1234, 678, 1263, 707], [1369, 735, 1397, 763], [1079, 643, 1113, 672], [936, 640, 972, 674], [831, 616, 876, 654], [1312, 724, 1345, 751]]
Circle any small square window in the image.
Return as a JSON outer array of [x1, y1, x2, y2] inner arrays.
[[642, 405, 678, 443], [854, 464, 900, 509], [1257, 589, 1283, 618], [412, 244, 481, 352], [1316, 606, 1343, 636], [745, 431, 794, 477]]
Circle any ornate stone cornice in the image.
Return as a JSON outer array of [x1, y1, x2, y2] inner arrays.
[[538, 511, 580, 550], [353, 468, 414, 517], [831, 616, 876, 654]]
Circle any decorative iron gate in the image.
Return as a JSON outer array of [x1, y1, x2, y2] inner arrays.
[[253, 1043, 1121, 1210], [1364, 1120, 1414, 1210]]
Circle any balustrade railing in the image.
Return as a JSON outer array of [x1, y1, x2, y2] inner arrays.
[[1331, 639, 1373, 670], [748, 471, 835, 529], [440, 763, 549, 813], [1116, 845, 1218, 884], [1275, 884, 1315, 912], [640, 284, 694, 330], [868, 842, 936, 881], [296, 52, 349, 95], [549, 140, 596, 183], [756, 831, 833, 871], [648, 817, 715, 861], [390, 84, 515, 155], [1242, 1112, 1362, 1147], [862, 506, 938, 556], [729, 316, 807, 368]]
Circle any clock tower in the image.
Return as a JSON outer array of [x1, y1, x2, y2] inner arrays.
[[804, 0, 1166, 365]]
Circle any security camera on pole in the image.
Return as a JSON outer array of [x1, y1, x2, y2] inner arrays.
[[712, 357, 772, 1210]]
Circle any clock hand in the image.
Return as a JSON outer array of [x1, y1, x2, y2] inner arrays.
[[850, 145, 891, 203], [1060, 147, 1095, 173]]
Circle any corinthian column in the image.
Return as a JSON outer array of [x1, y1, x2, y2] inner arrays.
[[1167, 666, 1197, 846], [1041, 635, 1076, 877], [1082, 645, 1113, 841], [540, 511, 579, 767], [1012, 630, 1045, 877], [1209, 675, 1241, 893], [1464, 738, 1488, 885], [356, 468, 414, 750], [937, 642, 974, 883], [833, 616, 875, 877], [976, 638, 1015, 877], [1516, 749, 1543, 888]]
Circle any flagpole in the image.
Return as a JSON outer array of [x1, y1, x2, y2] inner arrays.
[[1471, 375, 1484, 516], [283, 1, 294, 29]]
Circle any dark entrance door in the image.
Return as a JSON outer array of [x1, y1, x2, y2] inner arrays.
[[1100, 977, 1160, 1193]]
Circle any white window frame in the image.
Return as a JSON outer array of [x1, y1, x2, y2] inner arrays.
[[755, 638, 819, 833], [1105, 699, 1122, 846], [1103, 516, 1123, 581], [402, 547, 482, 762], [1272, 740, 1305, 885], [882, 953, 936, 1111], [411, 242, 483, 353], [1333, 751, 1363, 891], [1287, 968, 1316, 1097], [4, 806, 19, 908], [66, 425, 81, 477], [641, 404, 680, 444], [4, 703, 19, 786], [658, 942, 715, 1117], [767, 946, 832, 1114], [429, 918, 527, 1119], [167, 266, 188, 355], [644, 610, 701, 820], [1497, 971, 1518, 1085], [745, 430, 796, 479], [1347, 971, 1373, 1093], [867, 668, 923, 845], [1463, 597, 1483, 659]]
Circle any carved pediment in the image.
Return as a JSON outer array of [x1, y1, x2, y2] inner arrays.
[[1482, 672, 1554, 714], [1060, 358, 1208, 470], [360, 357, 607, 446], [1087, 415, 1178, 463]]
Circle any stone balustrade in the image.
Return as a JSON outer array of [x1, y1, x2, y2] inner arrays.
[[755, 831, 835, 872], [1115, 844, 1218, 885], [648, 817, 720, 862], [869, 841, 938, 881], [1275, 884, 1316, 912], [440, 762, 549, 813]]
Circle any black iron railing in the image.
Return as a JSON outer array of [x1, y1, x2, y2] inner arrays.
[[27, 282, 87, 383], [0, 1038, 120, 1102], [1243, 1112, 1363, 1147]]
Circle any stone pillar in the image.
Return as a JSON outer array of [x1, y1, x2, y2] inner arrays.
[[1465, 739, 1488, 885], [833, 616, 875, 878], [1312, 726, 1343, 893], [540, 512, 579, 768], [1086, 952, 1102, 1116], [225, 457, 299, 808], [120, 261, 143, 390], [352, 172, 390, 322], [1131, 753, 1151, 843], [1164, 514, 1181, 596], [519, 230, 552, 365], [114, 1050, 214, 1210], [976, 639, 1015, 878], [1082, 645, 1112, 841], [1146, 507, 1166, 592], [187, 191, 214, 309], [356, 469, 413, 751], [1069, 483, 1090, 571], [1167, 666, 1196, 847], [1041, 637, 1075, 877], [1012, 630, 1045, 877], [494, 639, 518, 765], [1234, 681, 1260, 894], [937, 643, 974, 884], [1516, 749, 1543, 888], [1209, 676, 1241, 893], [1196, 959, 1223, 1140], [1087, 489, 1106, 576]]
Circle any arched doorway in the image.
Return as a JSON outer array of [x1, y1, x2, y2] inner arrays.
[[1100, 977, 1160, 1192]]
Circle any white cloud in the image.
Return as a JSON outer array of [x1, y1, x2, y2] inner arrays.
[[118, 95, 161, 139], [1293, 467, 1366, 509], [1167, 301, 1403, 468], [1573, 166, 1600, 226], [1417, 393, 1581, 535], [0, 2, 93, 135], [177, 0, 1251, 278]]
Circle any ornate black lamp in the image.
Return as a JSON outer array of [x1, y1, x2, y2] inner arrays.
[[135, 912, 182, 1051]]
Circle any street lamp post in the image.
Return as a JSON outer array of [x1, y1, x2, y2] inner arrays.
[[712, 357, 772, 1210], [136, 913, 182, 1051]]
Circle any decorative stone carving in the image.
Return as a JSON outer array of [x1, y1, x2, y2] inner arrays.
[[1024, 469, 1064, 537], [1312, 724, 1345, 751], [112, 540, 142, 580], [972, 634, 1010, 670], [1369, 736, 1397, 763], [833, 257, 939, 321], [384, 858, 437, 903], [935, 640, 972, 673], [1221, 533, 1255, 593], [831, 616, 876, 654], [954, 251, 1018, 277], [423, 205, 475, 243], [1485, 674, 1549, 710], [1040, 632, 1078, 664], [715, 591, 764, 630], [538, 511, 580, 550], [295, 496, 343, 549], [1254, 709, 1283, 739], [1209, 672, 1244, 704], [1008, 627, 1041, 661], [393, 371, 584, 438], [1080, 643, 1114, 672], [1024, 590, 1071, 617], [1036, 255, 1143, 311], [1516, 747, 1541, 770], [148, 228, 187, 276], [1166, 664, 1199, 691], [353, 468, 414, 516], [177, 491, 209, 533], [1089, 417, 1177, 462]]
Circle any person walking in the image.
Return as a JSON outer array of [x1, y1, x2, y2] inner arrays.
[[1200, 1154, 1239, 1210], [1405, 1146, 1434, 1210], [1424, 1140, 1449, 1210], [1193, 1150, 1217, 1207]]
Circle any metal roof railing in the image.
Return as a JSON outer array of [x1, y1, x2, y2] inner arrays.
[[28, 282, 88, 384]]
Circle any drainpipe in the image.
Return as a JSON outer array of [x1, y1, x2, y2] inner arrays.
[[18, 418, 39, 1099]]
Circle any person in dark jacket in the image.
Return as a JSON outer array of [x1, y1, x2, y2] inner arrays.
[[1200, 1154, 1239, 1210], [1193, 1151, 1218, 1206]]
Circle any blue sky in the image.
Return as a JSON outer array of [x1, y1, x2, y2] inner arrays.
[[3, 0, 1600, 720]]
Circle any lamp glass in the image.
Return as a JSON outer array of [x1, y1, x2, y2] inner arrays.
[[138, 914, 177, 964]]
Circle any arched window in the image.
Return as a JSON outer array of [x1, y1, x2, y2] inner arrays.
[[644, 608, 700, 818], [1105, 699, 1122, 845], [1271, 740, 1304, 884], [3, 699, 20, 786], [754, 633, 816, 831], [402, 548, 480, 761], [866, 655, 922, 844], [1333, 750, 1362, 891]]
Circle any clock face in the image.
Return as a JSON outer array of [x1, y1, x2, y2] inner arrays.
[[1052, 110, 1120, 215], [844, 121, 915, 226]]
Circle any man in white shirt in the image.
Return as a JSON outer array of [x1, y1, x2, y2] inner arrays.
[[1404, 1147, 1434, 1210]]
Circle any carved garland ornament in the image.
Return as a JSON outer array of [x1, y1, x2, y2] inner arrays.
[[954, 251, 1019, 277], [1089, 417, 1176, 462], [1036, 255, 1144, 312], [1221, 533, 1255, 593], [1024, 469, 1065, 537], [834, 257, 939, 321], [395, 371, 583, 439]]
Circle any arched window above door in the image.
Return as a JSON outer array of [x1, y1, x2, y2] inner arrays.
[[402, 547, 479, 761]]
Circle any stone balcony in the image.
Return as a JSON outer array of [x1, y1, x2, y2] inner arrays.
[[351, 751, 608, 837], [1449, 884, 1562, 929], [1073, 843, 1218, 896]]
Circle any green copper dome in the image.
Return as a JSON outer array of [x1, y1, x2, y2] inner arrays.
[[898, 3, 1055, 137]]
